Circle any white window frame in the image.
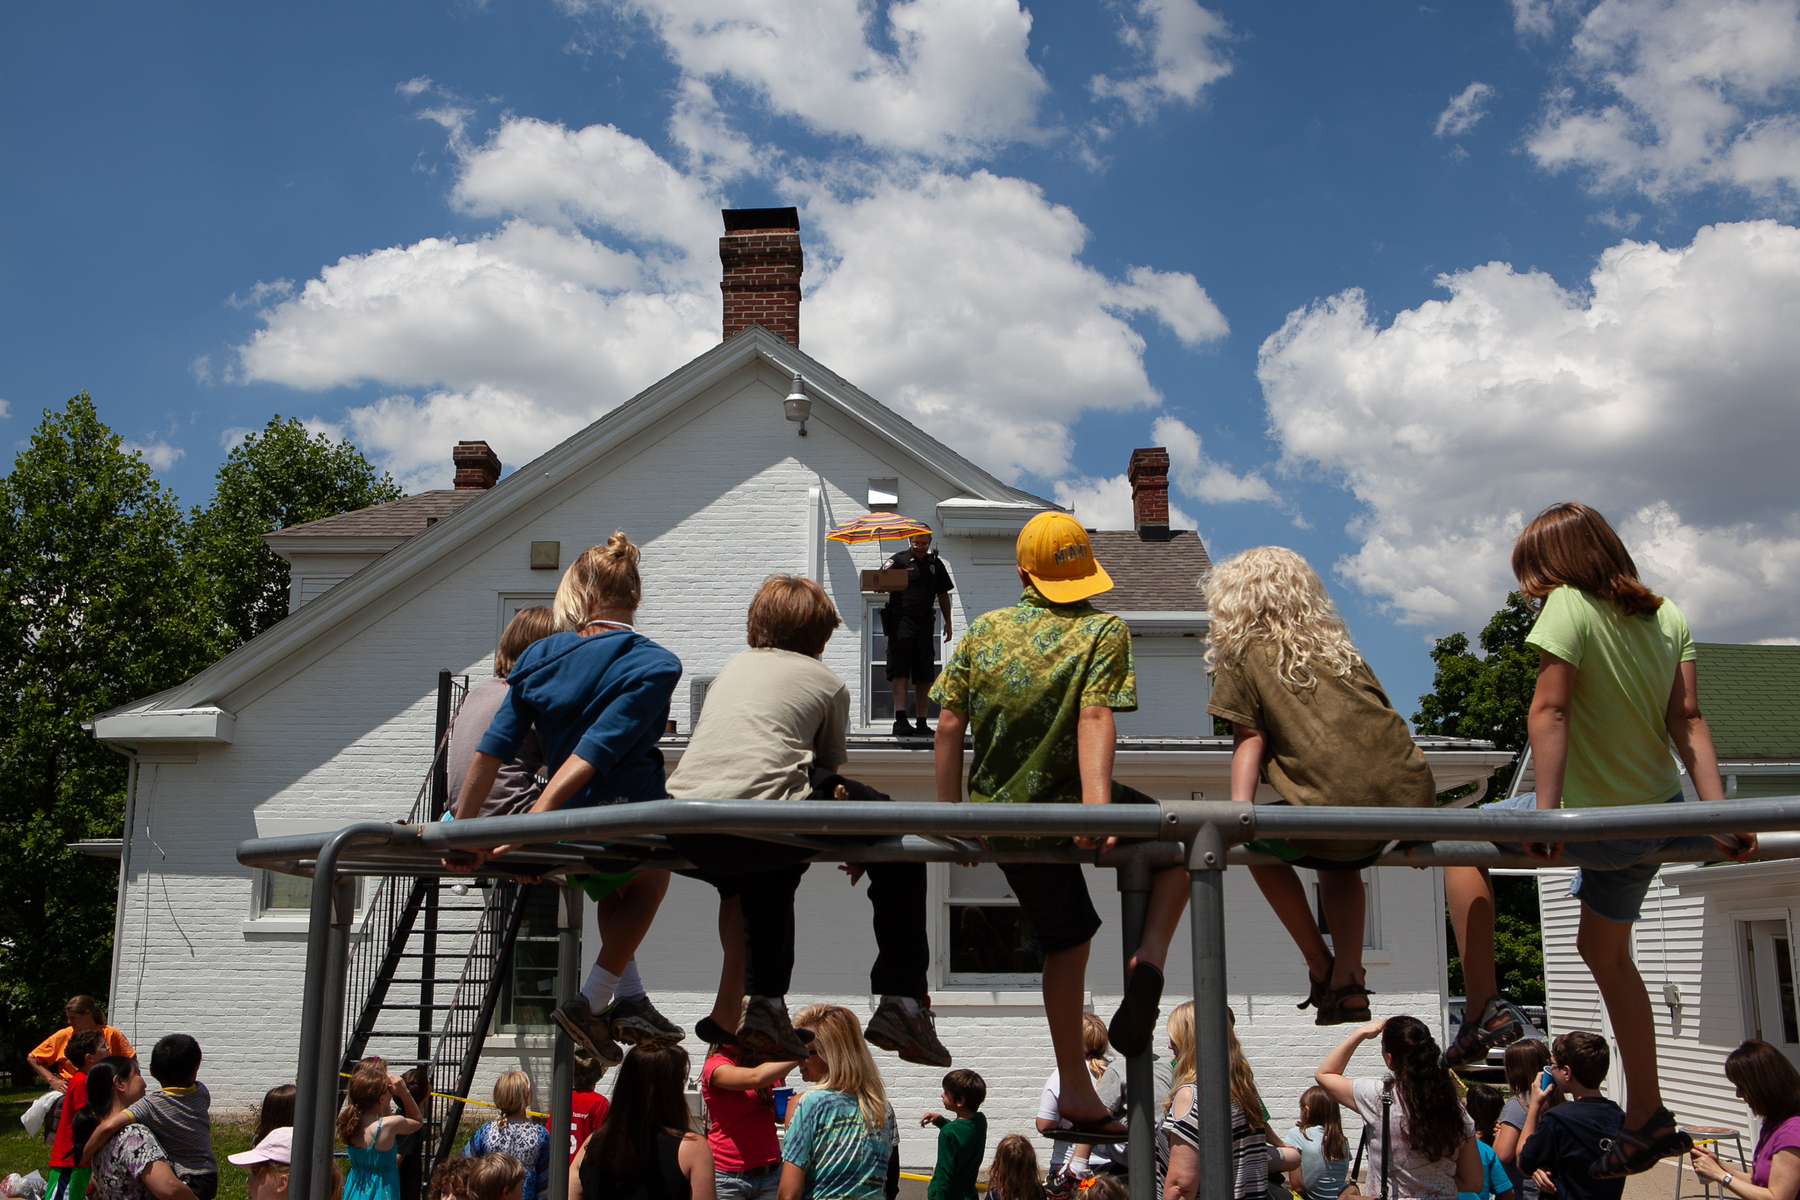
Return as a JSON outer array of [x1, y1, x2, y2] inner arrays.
[[1311, 868, 1383, 950], [863, 597, 942, 727], [244, 870, 365, 933], [1732, 907, 1800, 1058], [934, 862, 1045, 990]]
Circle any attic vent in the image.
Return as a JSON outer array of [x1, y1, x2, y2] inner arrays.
[[868, 478, 899, 507]]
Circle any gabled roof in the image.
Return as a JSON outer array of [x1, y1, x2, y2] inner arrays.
[[1087, 530, 1210, 615], [1696, 643, 1800, 759], [267, 490, 483, 540], [98, 326, 1054, 723]]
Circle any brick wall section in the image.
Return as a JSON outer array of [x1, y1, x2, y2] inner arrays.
[[720, 230, 803, 345], [1128, 447, 1171, 532]]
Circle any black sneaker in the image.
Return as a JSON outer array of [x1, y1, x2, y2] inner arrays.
[[891, 716, 913, 738], [913, 717, 932, 735], [551, 998, 623, 1066], [603, 994, 683, 1049]]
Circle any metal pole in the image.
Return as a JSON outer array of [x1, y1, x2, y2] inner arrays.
[[292, 825, 397, 1200], [549, 885, 582, 1200], [1115, 853, 1156, 1200], [1187, 823, 1231, 1200]]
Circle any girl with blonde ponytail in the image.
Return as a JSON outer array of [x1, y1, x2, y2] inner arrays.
[[456, 531, 686, 1067], [1204, 546, 1437, 1025]]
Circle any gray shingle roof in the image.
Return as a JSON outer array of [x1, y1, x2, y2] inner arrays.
[[271, 490, 486, 538], [1696, 642, 1800, 759], [1086, 529, 1211, 613]]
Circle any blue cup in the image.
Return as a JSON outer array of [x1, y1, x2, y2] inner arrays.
[[773, 1087, 795, 1119]]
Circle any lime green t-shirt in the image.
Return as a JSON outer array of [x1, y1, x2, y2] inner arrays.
[[1524, 585, 1694, 808]]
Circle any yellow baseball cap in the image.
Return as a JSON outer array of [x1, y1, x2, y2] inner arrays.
[[1016, 511, 1113, 603]]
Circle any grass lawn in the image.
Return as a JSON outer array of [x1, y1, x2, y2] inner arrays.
[[4, 1084, 484, 1200]]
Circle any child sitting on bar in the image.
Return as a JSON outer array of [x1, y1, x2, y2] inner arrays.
[[1204, 545, 1438, 1027], [1442, 503, 1755, 1177]]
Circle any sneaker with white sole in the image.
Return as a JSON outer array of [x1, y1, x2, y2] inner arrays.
[[865, 997, 952, 1067], [737, 996, 812, 1062], [602, 994, 684, 1049], [551, 998, 623, 1067]]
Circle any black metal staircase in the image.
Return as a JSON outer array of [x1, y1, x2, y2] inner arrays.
[[336, 670, 539, 1180]]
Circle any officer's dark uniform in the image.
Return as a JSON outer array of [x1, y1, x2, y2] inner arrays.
[[880, 547, 955, 691]]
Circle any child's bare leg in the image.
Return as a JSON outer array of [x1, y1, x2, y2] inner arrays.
[[1316, 870, 1366, 987], [709, 895, 745, 1031], [1044, 941, 1109, 1125], [1247, 864, 1332, 978], [1578, 906, 1661, 1124], [593, 870, 670, 974], [1445, 866, 1497, 1011], [1126, 866, 1190, 970]]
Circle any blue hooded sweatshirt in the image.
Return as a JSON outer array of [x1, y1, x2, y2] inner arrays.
[[477, 628, 682, 808]]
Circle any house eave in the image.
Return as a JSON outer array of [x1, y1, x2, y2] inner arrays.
[[91, 706, 236, 744]]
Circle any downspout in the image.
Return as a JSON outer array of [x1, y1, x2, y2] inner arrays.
[[105, 743, 139, 1016], [806, 484, 823, 579]]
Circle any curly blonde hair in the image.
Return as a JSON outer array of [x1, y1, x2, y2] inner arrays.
[[1204, 546, 1362, 692]]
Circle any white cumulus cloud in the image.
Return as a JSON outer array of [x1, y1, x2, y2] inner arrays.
[[1526, 0, 1800, 202], [234, 116, 1229, 491], [1054, 473, 1198, 531], [1089, 0, 1233, 121], [1256, 219, 1800, 643], [125, 439, 185, 471], [803, 169, 1228, 481], [1435, 82, 1497, 139], [1152, 414, 1273, 504], [612, 0, 1049, 161]]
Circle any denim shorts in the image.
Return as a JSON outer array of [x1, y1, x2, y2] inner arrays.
[[1482, 792, 1712, 922], [714, 1167, 782, 1200]]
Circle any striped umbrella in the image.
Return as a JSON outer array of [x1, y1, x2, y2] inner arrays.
[[825, 512, 932, 544]]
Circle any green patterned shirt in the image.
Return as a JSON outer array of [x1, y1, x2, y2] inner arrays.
[[930, 585, 1136, 810]]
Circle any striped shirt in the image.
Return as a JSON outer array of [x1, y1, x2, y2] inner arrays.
[[782, 1090, 897, 1200], [1155, 1085, 1267, 1200], [128, 1084, 215, 1178]]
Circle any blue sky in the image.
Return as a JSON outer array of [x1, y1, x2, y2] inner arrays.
[[5, 0, 1800, 713]]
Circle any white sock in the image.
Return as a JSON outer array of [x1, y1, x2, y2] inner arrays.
[[581, 965, 620, 1012], [617, 960, 647, 1001], [882, 995, 922, 1015]]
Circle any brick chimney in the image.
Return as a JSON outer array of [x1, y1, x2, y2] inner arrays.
[[720, 207, 803, 346], [1128, 447, 1172, 541], [453, 441, 502, 490]]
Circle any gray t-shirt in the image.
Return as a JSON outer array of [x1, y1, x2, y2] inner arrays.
[[449, 676, 545, 817], [1351, 1078, 1473, 1200], [667, 649, 849, 801], [1498, 1097, 1533, 1200], [128, 1083, 215, 1177]]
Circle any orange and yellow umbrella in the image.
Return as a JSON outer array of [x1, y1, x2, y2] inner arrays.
[[825, 512, 932, 544]]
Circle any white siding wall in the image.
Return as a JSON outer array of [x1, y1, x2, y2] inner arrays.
[[1539, 862, 1800, 1142]]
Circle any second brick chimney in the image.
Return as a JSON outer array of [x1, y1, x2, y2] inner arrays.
[[453, 441, 502, 490], [720, 207, 803, 346], [1128, 447, 1172, 541]]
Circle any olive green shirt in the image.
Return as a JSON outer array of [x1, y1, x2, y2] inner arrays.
[[930, 586, 1136, 815], [1207, 641, 1435, 861]]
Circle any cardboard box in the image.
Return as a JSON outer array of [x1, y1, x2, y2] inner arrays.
[[860, 568, 910, 593]]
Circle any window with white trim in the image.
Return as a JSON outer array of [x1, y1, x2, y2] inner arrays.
[[865, 598, 942, 725], [1312, 868, 1383, 949], [941, 864, 1043, 987]]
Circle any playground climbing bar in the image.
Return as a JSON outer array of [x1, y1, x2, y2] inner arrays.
[[240, 795, 1800, 1200]]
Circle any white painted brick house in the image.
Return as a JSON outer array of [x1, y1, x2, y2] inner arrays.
[[90, 209, 1508, 1163]]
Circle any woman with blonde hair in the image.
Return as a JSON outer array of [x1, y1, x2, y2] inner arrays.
[[1204, 546, 1436, 1024], [457, 532, 685, 1067], [462, 1071, 550, 1200], [1158, 1002, 1270, 1200], [780, 1005, 898, 1200]]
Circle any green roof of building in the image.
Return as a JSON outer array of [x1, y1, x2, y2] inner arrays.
[[1696, 643, 1800, 759]]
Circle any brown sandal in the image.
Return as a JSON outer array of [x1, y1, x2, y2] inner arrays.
[[1298, 952, 1334, 1015], [1316, 979, 1374, 1026]]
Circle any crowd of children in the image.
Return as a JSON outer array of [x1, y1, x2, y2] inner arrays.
[[23, 496, 1786, 1200]]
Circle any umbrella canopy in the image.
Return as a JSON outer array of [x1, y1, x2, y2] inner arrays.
[[825, 512, 932, 544]]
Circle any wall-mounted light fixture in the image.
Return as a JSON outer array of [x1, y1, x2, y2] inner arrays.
[[784, 373, 812, 437]]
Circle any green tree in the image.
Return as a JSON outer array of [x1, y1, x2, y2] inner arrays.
[[0, 394, 218, 1065], [189, 416, 402, 647], [1413, 591, 1539, 800], [1416, 592, 1546, 1008]]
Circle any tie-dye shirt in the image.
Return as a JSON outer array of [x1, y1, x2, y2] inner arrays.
[[930, 586, 1136, 837], [782, 1089, 898, 1200]]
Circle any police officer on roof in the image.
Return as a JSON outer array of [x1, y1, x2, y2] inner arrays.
[[881, 530, 955, 738]]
